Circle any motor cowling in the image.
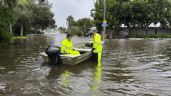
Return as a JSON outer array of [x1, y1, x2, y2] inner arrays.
[[45, 45, 60, 55], [45, 45, 62, 65]]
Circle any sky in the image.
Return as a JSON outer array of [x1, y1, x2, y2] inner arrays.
[[49, 0, 95, 27]]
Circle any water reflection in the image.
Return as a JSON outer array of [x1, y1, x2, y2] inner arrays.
[[90, 63, 102, 96], [60, 70, 72, 88], [46, 68, 71, 89]]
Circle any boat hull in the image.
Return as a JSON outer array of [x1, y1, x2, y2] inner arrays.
[[61, 51, 92, 65], [41, 48, 93, 65]]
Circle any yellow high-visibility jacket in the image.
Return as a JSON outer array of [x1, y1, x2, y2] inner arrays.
[[60, 38, 80, 55], [93, 33, 103, 53]]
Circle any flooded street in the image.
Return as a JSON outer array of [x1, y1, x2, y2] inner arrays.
[[1, 34, 171, 96]]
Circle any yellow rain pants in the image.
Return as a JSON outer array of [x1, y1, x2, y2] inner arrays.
[[93, 33, 103, 63]]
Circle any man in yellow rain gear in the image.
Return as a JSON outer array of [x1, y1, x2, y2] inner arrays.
[[92, 30, 103, 63], [60, 34, 80, 55]]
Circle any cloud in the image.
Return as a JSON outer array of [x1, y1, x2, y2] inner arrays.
[[49, 0, 94, 27]]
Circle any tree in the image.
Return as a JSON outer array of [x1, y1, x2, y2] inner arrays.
[[0, 4, 14, 44], [0, 0, 19, 42], [66, 15, 74, 33], [0, 0, 56, 44], [75, 18, 95, 36], [92, 0, 171, 38], [14, 3, 32, 36], [58, 27, 67, 33], [0, 0, 18, 35], [65, 16, 95, 36], [31, 2, 56, 33], [12, 0, 56, 35]]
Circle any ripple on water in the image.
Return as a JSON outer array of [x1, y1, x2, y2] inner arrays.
[[0, 66, 5, 70], [159, 71, 171, 77], [2, 35, 171, 96], [0, 82, 6, 93]]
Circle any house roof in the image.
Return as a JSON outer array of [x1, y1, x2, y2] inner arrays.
[[149, 23, 160, 27], [120, 22, 161, 28]]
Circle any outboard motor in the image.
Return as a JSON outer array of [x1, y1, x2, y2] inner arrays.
[[45, 45, 62, 66]]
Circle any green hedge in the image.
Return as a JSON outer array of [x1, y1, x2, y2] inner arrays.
[[0, 32, 12, 45], [0, 5, 14, 46]]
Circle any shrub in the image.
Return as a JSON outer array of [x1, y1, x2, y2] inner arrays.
[[0, 32, 12, 45]]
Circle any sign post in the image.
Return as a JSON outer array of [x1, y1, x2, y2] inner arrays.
[[102, 0, 106, 41], [101, 19, 108, 40]]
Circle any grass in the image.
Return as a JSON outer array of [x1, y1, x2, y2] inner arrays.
[[12, 36, 28, 39], [0, 36, 28, 46]]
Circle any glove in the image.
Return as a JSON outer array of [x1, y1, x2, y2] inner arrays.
[[92, 48, 95, 50], [92, 48, 95, 52]]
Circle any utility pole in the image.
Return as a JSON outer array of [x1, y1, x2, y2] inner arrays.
[[102, 0, 106, 41]]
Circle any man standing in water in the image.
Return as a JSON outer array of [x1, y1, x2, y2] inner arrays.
[[92, 29, 103, 64], [60, 34, 80, 55]]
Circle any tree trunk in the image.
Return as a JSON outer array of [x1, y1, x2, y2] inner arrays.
[[20, 22, 23, 36], [2, 0, 4, 6], [110, 30, 113, 39], [145, 27, 148, 35], [82, 27, 84, 36], [68, 21, 71, 34], [82, 31, 83, 36], [9, 23, 12, 35]]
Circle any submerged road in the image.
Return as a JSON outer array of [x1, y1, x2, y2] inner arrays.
[[0, 34, 171, 96]]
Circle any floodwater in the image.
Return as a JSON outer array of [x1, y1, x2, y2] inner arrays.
[[1, 34, 171, 96]]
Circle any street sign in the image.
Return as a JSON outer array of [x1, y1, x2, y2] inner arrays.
[[101, 23, 108, 26]]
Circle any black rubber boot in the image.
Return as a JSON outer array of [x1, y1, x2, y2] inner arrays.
[[91, 48, 98, 62]]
